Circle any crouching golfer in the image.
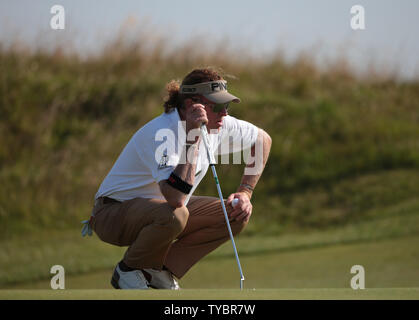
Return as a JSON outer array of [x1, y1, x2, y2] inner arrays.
[[85, 68, 272, 289]]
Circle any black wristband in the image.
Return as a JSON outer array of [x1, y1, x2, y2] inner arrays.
[[167, 172, 193, 194]]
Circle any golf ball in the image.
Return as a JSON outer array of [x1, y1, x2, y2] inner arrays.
[[232, 198, 239, 207]]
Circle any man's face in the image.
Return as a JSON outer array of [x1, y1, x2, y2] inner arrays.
[[191, 95, 229, 131]]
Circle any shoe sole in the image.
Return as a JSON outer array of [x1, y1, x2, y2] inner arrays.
[[111, 268, 151, 289], [142, 269, 180, 289], [111, 269, 121, 289]]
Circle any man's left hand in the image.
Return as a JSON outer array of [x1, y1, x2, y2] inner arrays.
[[226, 192, 252, 223]]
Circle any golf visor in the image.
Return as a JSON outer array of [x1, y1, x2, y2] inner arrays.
[[180, 80, 241, 104]]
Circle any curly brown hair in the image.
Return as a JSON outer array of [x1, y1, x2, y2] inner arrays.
[[163, 67, 224, 113]]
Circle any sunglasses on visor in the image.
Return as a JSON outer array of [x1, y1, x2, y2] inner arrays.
[[211, 102, 230, 113], [191, 98, 230, 113]]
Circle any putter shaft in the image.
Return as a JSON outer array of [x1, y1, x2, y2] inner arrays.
[[201, 124, 245, 290]]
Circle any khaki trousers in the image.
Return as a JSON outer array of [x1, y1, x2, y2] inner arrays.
[[90, 196, 247, 279]]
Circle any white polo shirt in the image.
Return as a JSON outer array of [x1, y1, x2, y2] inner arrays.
[[95, 108, 259, 206]]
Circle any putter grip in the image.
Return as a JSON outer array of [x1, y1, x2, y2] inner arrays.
[[200, 124, 216, 164]]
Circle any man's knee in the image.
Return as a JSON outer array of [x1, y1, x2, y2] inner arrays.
[[173, 205, 189, 232], [156, 203, 189, 235]]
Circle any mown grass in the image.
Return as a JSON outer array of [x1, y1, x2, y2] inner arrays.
[[1, 288, 419, 300], [1, 36, 419, 237], [2, 197, 418, 288], [3, 233, 419, 298]]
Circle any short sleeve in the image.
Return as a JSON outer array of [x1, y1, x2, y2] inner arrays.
[[217, 115, 259, 155]]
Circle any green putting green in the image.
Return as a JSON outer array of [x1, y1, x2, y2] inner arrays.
[[1, 288, 418, 300]]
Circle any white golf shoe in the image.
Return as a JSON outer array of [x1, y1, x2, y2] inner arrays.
[[111, 264, 149, 289], [143, 268, 180, 290]]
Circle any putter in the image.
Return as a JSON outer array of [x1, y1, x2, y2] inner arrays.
[[200, 123, 245, 290]]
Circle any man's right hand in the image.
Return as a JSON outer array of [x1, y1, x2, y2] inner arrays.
[[185, 101, 208, 144], [186, 102, 208, 131]]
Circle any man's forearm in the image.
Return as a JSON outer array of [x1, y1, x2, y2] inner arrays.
[[159, 142, 200, 207], [173, 144, 199, 184], [237, 129, 272, 198]]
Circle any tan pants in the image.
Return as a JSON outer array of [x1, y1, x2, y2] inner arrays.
[[90, 196, 247, 279]]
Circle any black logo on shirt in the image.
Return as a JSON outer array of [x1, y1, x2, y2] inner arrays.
[[158, 154, 169, 169]]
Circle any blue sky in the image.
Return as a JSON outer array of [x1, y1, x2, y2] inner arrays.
[[1, 0, 418, 79]]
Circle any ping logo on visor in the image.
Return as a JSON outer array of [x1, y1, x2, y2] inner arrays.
[[179, 80, 241, 104], [211, 81, 227, 92], [180, 80, 227, 94]]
